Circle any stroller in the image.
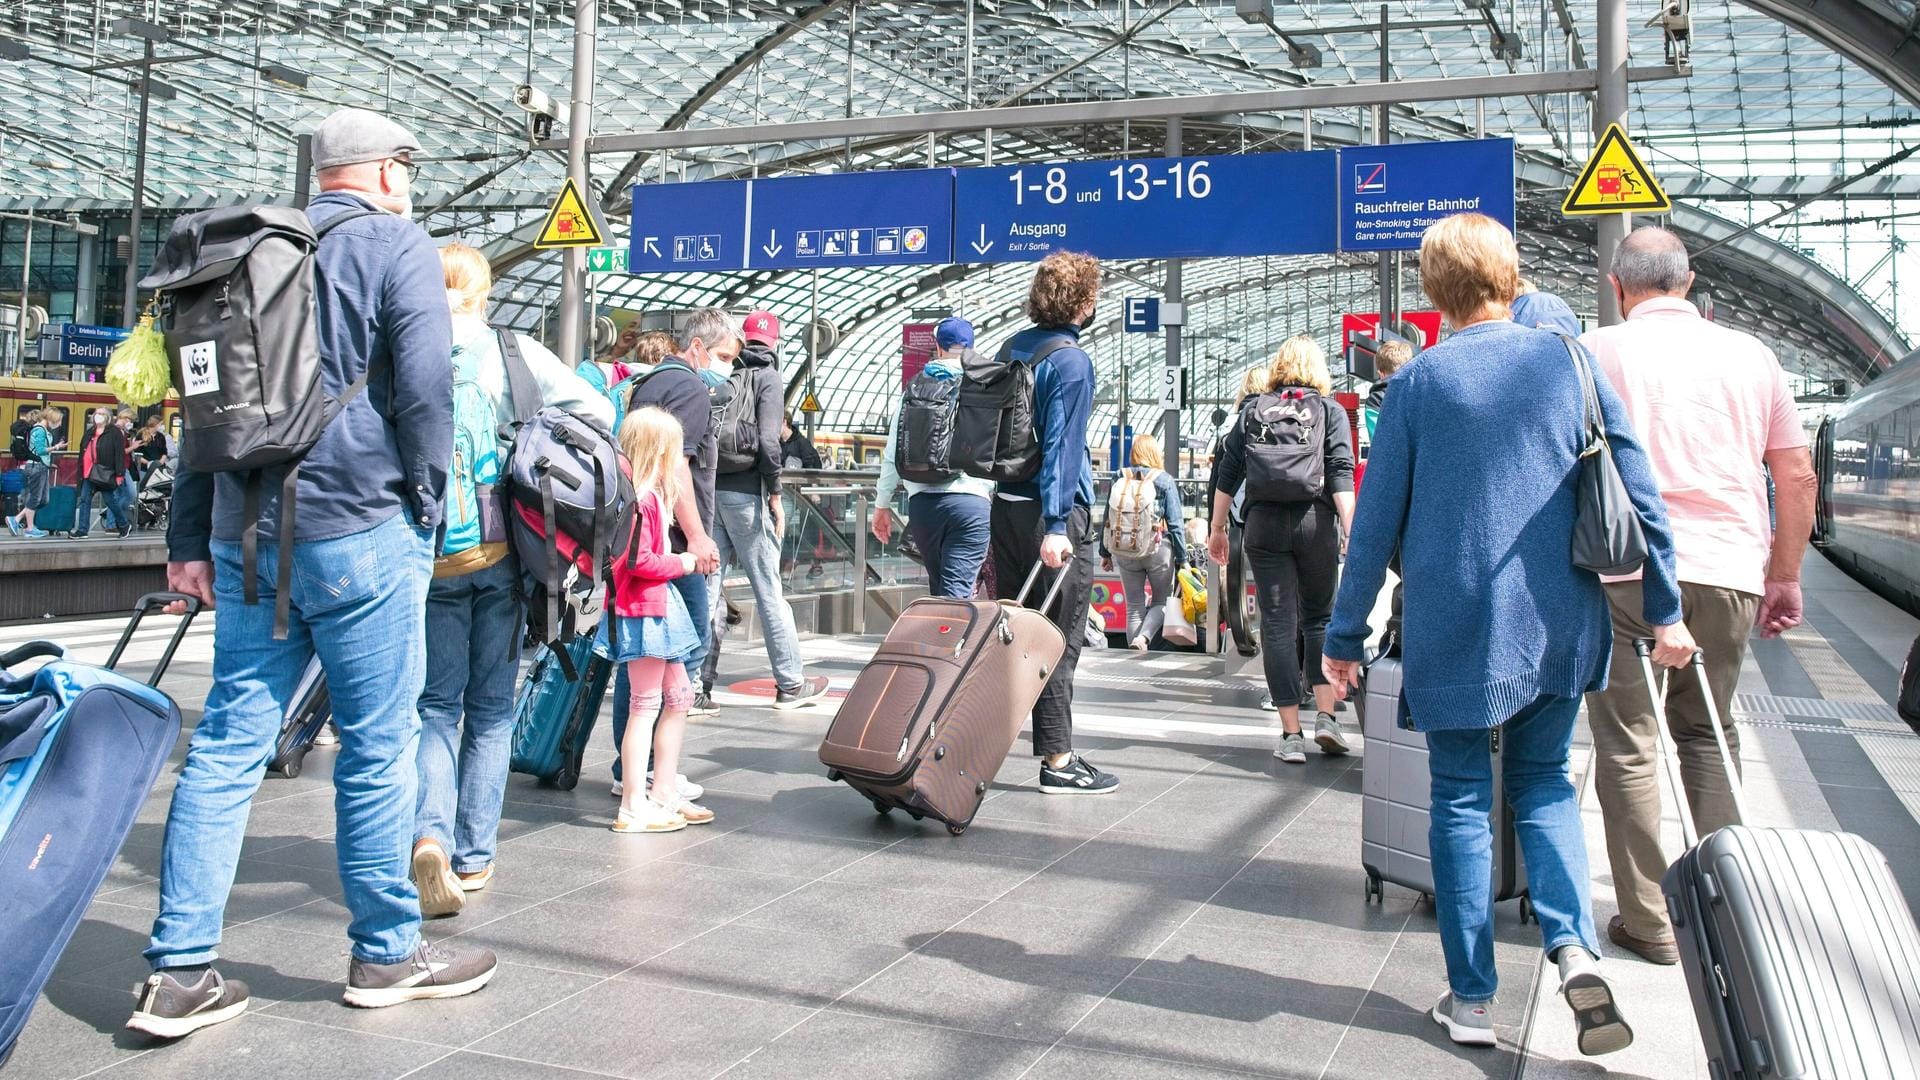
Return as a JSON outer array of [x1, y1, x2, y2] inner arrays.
[[136, 457, 173, 531]]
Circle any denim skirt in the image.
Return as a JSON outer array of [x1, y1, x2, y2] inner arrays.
[[594, 584, 699, 664]]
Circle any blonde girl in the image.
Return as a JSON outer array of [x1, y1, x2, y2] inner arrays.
[[598, 407, 710, 833]]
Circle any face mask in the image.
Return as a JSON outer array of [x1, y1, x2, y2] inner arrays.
[[697, 366, 730, 390], [1077, 310, 1097, 331]]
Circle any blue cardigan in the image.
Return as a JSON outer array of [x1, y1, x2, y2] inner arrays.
[[1322, 320, 1683, 731]]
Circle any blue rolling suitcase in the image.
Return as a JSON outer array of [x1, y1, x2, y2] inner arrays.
[[265, 655, 332, 779], [508, 635, 611, 791], [0, 592, 198, 1066]]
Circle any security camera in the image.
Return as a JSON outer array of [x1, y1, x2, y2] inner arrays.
[[513, 84, 560, 119], [1646, 0, 1691, 70]]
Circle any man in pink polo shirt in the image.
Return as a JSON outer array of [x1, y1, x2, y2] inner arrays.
[[1580, 227, 1817, 965]]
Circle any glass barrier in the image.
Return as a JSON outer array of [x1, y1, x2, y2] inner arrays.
[[773, 469, 925, 598]]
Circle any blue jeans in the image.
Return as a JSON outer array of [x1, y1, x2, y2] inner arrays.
[[908, 491, 991, 599], [146, 513, 433, 968], [610, 569, 707, 783], [74, 479, 129, 535], [1426, 692, 1598, 1002], [713, 488, 804, 692], [415, 558, 522, 873]]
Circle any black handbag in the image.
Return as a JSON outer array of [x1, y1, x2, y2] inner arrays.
[[1560, 334, 1649, 576]]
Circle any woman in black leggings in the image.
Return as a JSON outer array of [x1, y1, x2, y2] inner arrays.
[[1206, 335, 1356, 764]]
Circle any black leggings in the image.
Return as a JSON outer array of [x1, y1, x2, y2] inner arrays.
[[1244, 501, 1339, 707]]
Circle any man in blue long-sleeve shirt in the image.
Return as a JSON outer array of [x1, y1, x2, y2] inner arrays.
[[131, 109, 496, 1042], [990, 252, 1119, 795]]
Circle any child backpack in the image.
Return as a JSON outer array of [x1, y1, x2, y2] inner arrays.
[[713, 367, 762, 474], [8, 420, 29, 464], [438, 328, 540, 578], [953, 336, 1072, 483], [895, 366, 962, 485], [1103, 467, 1163, 559], [1240, 388, 1326, 505], [138, 204, 382, 637]]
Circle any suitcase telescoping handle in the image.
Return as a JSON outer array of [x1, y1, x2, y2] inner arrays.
[[1012, 560, 1073, 618], [106, 591, 205, 688], [1632, 640, 1752, 848]]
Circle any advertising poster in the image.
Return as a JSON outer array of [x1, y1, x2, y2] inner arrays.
[[902, 322, 936, 387]]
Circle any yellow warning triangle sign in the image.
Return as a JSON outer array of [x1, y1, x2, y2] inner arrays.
[[799, 391, 824, 414], [534, 177, 607, 248], [1563, 124, 1671, 216]]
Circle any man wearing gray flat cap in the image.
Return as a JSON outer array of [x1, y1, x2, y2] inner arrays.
[[131, 107, 491, 1042]]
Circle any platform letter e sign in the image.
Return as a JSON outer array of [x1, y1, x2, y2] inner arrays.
[[181, 340, 219, 397]]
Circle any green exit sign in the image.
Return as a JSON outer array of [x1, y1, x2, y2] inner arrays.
[[586, 247, 627, 274]]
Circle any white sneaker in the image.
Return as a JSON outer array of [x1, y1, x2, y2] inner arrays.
[[648, 770, 704, 801], [313, 723, 339, 748], [611, 780, 623, 799], [1558, 946, 1633, 1056]]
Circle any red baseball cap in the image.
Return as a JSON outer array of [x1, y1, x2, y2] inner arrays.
[[742, 310, 780, 346]]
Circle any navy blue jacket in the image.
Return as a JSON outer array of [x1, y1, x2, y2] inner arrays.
[[997, 324, 1095, 535], [169, 193, 453, 561]]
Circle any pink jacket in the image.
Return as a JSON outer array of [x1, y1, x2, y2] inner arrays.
[[609, 489, 686, 617]]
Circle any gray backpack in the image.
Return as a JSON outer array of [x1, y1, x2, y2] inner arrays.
[[504, 406, 636, 668], [140, 204, 381, 638]]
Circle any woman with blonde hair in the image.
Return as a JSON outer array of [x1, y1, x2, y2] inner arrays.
[[1207, 335, 1355, 763], [1101, 433, 1188, 649], [410, 242, 612, 918], [1320, 213, 1691, 1054]]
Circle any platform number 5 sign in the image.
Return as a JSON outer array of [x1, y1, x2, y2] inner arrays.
[[1159, 366, 1182, 412]]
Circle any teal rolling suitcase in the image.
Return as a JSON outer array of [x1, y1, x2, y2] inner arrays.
[[508, 635, 610, 791], [36, 485, 76, 535]]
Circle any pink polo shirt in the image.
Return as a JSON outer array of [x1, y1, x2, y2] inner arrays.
[[1580, 297, 1807, 596]]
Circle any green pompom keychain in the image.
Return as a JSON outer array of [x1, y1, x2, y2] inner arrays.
[[106, 297, 172, 407]]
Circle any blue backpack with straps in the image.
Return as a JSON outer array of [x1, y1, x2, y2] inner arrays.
[[437, 328, 540, 577]]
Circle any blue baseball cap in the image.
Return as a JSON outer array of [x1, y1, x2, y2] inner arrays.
[[934, 317, 975, 350]]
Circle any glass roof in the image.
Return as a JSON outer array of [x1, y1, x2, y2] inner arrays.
[[4, 0, 1917, 430]]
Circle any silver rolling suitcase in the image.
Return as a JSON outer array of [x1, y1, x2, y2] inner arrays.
[[1639, 641, 1920, 1080], [1359, 651, 1530, 918]]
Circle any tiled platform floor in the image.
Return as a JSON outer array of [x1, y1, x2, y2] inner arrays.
[[7, 550, 1916, 1079]]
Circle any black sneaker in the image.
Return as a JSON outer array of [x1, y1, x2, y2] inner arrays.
[[342, 941, 498, 1008], [773, 675, 830, 710], [689, 691, 719, 716], [126, 967, 250, 1039], [1039, 754, 1120, 795]]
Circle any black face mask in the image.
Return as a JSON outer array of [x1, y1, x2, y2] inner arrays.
[[1077, 310, 1096, 331]]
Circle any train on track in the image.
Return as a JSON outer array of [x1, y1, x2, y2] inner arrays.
[[1816, 348, 1920, 617], [3, 376, 180, 484]]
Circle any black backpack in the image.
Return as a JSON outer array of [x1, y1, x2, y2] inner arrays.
[[895, 366, 963, 484], [1240, 388, 1326, 505], [954, 336, 1072, 484], [139, 204, 382, 638], [8, 420, 29, 464], [713, 367, 762, 474]]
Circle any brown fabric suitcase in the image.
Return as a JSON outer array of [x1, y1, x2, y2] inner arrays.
[[819, 568, 1066, 835]]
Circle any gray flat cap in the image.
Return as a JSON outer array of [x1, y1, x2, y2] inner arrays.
[[310, 108, 421, 170]]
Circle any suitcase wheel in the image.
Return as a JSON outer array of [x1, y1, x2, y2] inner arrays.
[[946, 823, 966, 836], [908, 811, 924, 821], [872, 801, 892, 816], [1518, 895, 1535, 924], [269, 749, 306, 780], [827, 769, 843, 782], [551, 762, 581, 792], [1364, 871, 1382, 903]]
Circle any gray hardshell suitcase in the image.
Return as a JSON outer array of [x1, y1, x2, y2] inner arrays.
[[1359, 653, 1530, 916], [1640, 643, 1920, 1080]]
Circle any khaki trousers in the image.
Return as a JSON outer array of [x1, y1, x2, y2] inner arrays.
[[1586, 581, 1758, 940]]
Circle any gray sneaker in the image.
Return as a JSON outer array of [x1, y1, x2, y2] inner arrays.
[[1431, 992, 1497, 1046], [343, 941, 498, 1008], [126, 967, 250, 1039], [1274, 731, 1307, 764], [1313, 712, 1352, 755], [1558, 946, 1633, 1056]]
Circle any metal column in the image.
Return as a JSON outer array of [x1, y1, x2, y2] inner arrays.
[[292, 134, 313, 210], [121, 38, 155, 327], [1375, 6, 1399, 337], [556, 0, 598, 367], [1594, 0, 1629, 325], [16, 211, 32, 369], [1162, 118, 1183, 473]]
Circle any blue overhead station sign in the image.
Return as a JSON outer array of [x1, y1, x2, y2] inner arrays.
[[626, 139, 1515, 271], [627, 178, 750, 273], [954, 150, 1338, 262], [629, 169, 952, 273], [1336, 138, 1516, 251], [749, 168, 952, 271]]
